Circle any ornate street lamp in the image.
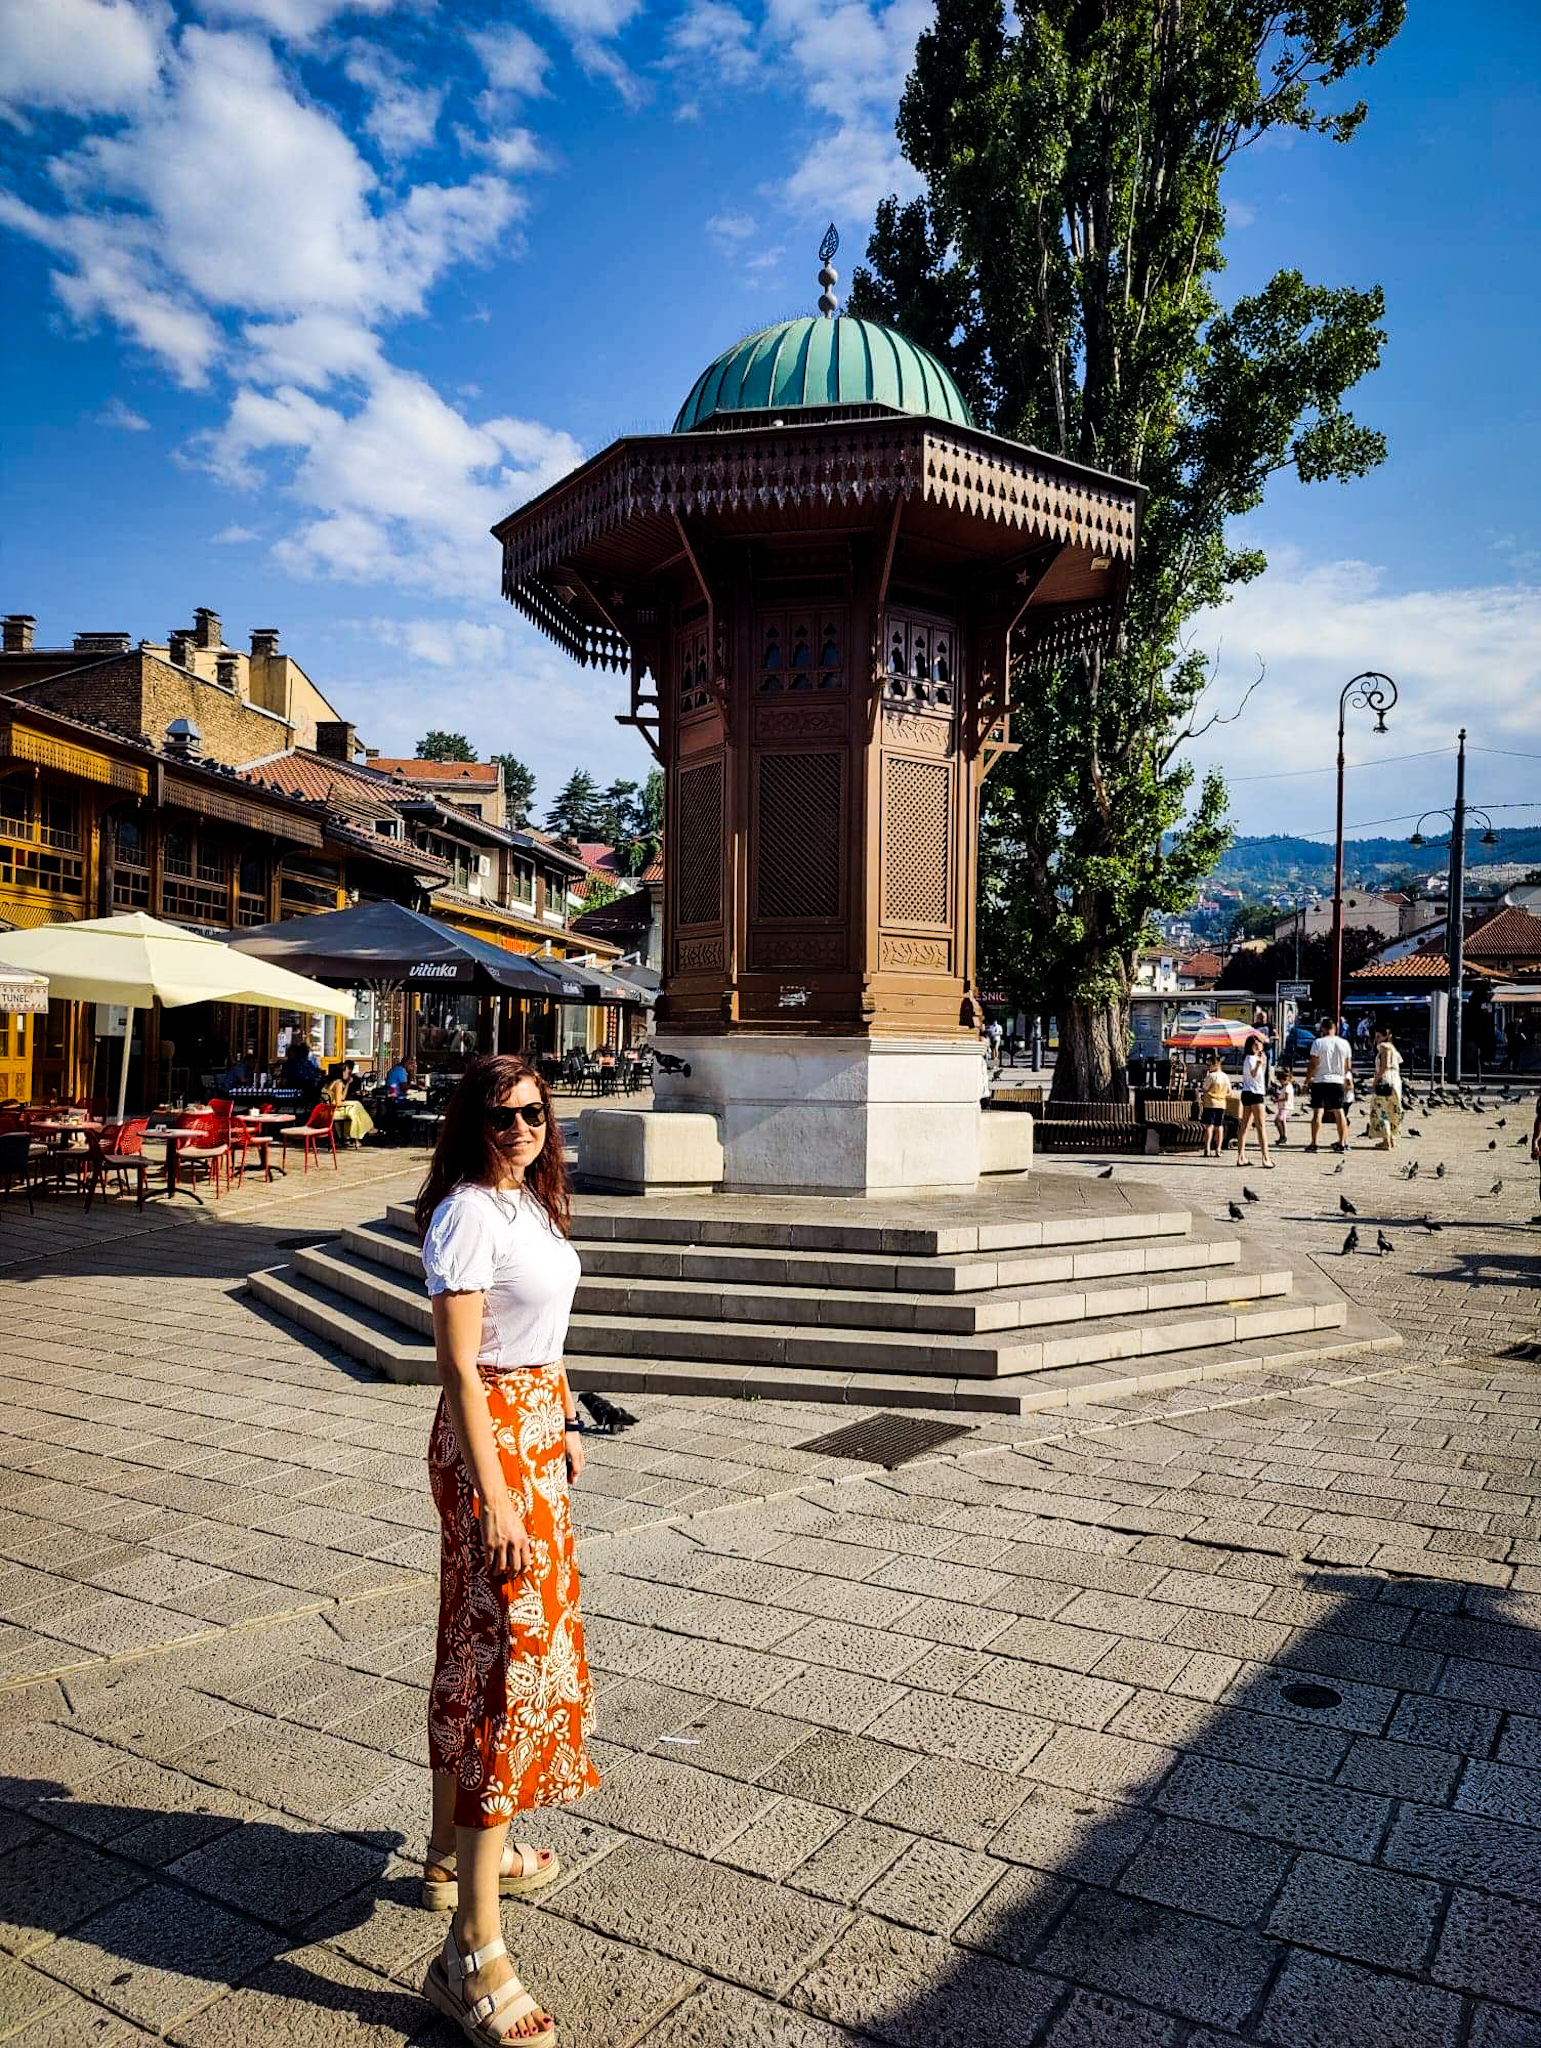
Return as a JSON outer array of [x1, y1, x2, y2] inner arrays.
[[1330, 671, 1398, 1036], [1409, 728, 1497, 1080]]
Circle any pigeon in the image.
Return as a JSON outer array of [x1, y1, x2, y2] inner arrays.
[[1339, 1195, 1357, 1216], [1097, 1165, 1114, 1179], [1342, 1226, 1359, 1255], [1243, 1186, 1260, 1204], [1405, 1160, 1420, 1180], [1489, 1180, 1505, 1197], [1228, 1201, 1245, 1221], [1407, 1126, 1422, 1137], [1376, 1229, 1395, 1255], [1489, 1140, 1497, 1151], [653, 1052, 692, 1077], [581, 1390, 638, 1433], [1497, 1118, 1507, 1129], [1421, 1215, 1443, 1233], [1435, 1163, 1446, 1178]]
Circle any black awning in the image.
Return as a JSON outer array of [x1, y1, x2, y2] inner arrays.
[[228, 900, 571, 999]]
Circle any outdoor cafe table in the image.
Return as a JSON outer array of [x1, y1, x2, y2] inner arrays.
[[142, 1126, 214, 1203], [239, 1109, 292, 1176]]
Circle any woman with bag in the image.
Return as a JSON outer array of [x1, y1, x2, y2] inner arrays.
[[1368, 1027, 1404, 1151], [414, 1056, 600, 2047]]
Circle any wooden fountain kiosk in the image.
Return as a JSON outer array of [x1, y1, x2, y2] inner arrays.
[[493, 235, 1142, 1196]]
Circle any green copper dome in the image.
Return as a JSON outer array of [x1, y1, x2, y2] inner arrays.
[[672, 315, 974, 434]]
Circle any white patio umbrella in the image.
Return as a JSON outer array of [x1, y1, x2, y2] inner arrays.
[[0, 912, 352, 1117]]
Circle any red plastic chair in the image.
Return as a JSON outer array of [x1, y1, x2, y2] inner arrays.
[[280, 1101, 337, 1173], [175, 1110, 230, 1197], [84, 1119, 153, 1212], [229, 1113, 274, 1187]]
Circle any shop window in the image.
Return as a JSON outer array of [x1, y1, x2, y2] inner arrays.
[[112, 813, 151, 909], [237, 850, 268, 926], [0, 775, 27, 838], [164, 826, 194, 878], [37, 785, 79, 851]]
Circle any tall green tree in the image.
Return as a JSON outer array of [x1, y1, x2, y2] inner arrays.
[[491, 753, 537, 828], [612, 767, 665, 876], [595, 778, 640, 845], [851, 0, 1401, 1098], [545, 768, 602, 842], [415, 731, 476, 762]]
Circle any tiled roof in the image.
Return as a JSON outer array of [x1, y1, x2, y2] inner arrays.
[[371, 757, 500, 785], [1467, 906, 1541, 963], [242, 750, 390, 810], [638, 858, 664, 883], [1352, 954, 1451, 982]]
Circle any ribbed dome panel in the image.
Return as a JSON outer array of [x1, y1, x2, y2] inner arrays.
[[672, 316, 973, 433]]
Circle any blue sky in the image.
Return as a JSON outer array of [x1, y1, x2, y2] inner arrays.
[[2, 0, 1538, 844]]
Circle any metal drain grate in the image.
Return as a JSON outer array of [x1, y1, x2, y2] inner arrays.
[[1281, 1682, 1343, 1711], [794, 1412, 977, 1468]]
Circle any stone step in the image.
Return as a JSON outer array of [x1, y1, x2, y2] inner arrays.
[[299, 1239, 1302, 1361], [245, 1263, 1396, 1414], [381, 1195, 1195, 1260], [361, 1211, 1239, 1296]]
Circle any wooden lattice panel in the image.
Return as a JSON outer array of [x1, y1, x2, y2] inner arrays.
[[674, 757, 723, 930], [881, 756, 951, 928], [755, 750, 842, 922]]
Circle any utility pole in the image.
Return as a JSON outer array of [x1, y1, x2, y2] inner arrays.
[[1446, 729, 1467, 1082]]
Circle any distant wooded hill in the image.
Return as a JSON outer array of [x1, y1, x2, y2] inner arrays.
[[1188, 827, 1541, 892]]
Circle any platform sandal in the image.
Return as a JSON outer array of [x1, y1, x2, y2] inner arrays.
[[423, 1927, 555, 2047], [422, 1839, 562, 1911]]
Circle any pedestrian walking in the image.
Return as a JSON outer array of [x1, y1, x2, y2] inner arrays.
[[1305, 1014, 1352, 1153], [414, 1055, 599, 2048], [1367, 1026, 1404, 1151], [1235, 1034, 1274, 1169], [1271, 1068, 1295, 1147], [1199, 1050, 1230, 1160], [1530, 1087, 1541, 1223]]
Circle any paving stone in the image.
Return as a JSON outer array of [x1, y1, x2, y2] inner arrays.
[[906, 1644, 991, 1695], [1258, 1949, 1463, 2048], [1223, 1660, 1396, 1736], [1118, 1817, 1291, 1926], [550, 1837, 846, 1997], [959, 1658, 1133, 1731], [1497, 1715, 1541, 1771], [171, 1722, 403, 1824], [1457, 1757, 1541, 1825], [1467, 2001, 1541, 2048], [1040, 1987, 1183, 2048], [1389, 1692, 1502, 1755], [0, 1957, 71, 2035], [581, 1752, 774, 1858], [757, 1667, 909, 1734], [639, 1637, 806, 1709], [1433, 1888, 1541, 2005], [952, 1861, 1074, 1965], [166, 1941, 427, 2048], [866, 1755, 1029, 1851], [0, 1830, 147, 1957], [1155, 1754, 1391, 1859], [584, 1676, 705, 1750], [39, 1885, 281, 2031], [1091, 1639, 1196, 1690], [644, 1702, 811, 1781], [789, 1818, 910, 1904], [1266, 1850, 1442, 1971], [862, 1689, 1052, 1774], [1385, 1803, 1541, 1904], [1025, 1727, 1176, 1805], [1336, 1736, 1463, 1804], [640, 1978, 868, 2048], [1440, 1657, 1541, 1716], [0, 1724, 133, 1807], [986, 1617, 1118, 1673], [758, 1729, 917, 1814], [775, 1617, 927, 1681], [1031, 1889, 1279, 2032], [1280, 1628, 1443, 1693], [472, 1901, 701, 2048], [789, 1911, 1062, 2047], [858, 1837, 1000, 1937], [989, 1785, 1151, 1883], [1108, 1690, 1351, 1780], [715, 1795, 845, 1881], [164, 1814, 386, 1931]]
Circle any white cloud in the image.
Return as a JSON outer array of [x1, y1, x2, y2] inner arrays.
[[208, 362, 585, 600], [707, 209, 756, 247], [475, 127, 547, 174], [378, 618, 512, 668], [780, 118, 920, 220], [1181, 545, 1541, 837], [193, 0, 396, 39], [665, 1, 758, 86], [211, 522, 259, 542], [519, 0, 647, 105], [759, 0, 932, 220], [0, 0, 166, 119], [94, 397, 151, 430], [469, 21, 554, 99], [343, 44, 443, 161]]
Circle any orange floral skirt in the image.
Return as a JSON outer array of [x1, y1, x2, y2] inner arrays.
[[427, 1364, 600, 1829]]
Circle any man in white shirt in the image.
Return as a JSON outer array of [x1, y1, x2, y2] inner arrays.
[[1306, 1015, 1352, 1153]]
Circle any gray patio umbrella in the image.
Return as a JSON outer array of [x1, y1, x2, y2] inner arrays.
[[228, 900, 571, 998]]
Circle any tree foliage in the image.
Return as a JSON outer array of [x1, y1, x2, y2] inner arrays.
[[545, 768, 602, 842], [850, 0, 1402, 1097], [415, 730, 476, 762], [491, 753, 537, 828], [1240, 923, 1382, 1015]]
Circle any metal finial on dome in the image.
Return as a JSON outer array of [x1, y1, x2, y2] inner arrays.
[[817, 222, 839, 317]]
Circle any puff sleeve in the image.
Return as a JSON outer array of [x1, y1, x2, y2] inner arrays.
[[422, 1188, 501, 1296]]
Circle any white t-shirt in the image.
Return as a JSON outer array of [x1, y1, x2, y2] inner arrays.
[[1240, 1052, 1267, 1094], [421, 1182, 581, 1370], [1310, 1033, 1350, 1084]]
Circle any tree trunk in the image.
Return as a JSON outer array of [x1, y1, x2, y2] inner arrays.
[[1052, 995, 1131, 1102]]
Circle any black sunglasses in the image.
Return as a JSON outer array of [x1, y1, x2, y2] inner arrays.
[[486, 1102, 547, 1132]]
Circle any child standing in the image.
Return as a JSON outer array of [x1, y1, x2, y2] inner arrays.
[[1271, 1069, 1295, 1147], [1199, 1052, 1230, 1160]]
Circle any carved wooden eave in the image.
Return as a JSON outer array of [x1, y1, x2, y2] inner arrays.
[[493, 417, 1143, 673]]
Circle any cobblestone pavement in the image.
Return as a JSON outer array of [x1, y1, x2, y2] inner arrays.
[[0, 1098, 1537, 2046]]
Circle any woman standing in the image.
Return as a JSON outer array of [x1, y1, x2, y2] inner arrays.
[[1235, 1035, 1274, 1170], [1368, 1027, 1404, 1150], [415, 1056, 599, 2047]]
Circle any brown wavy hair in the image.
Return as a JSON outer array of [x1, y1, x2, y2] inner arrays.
[[413, 1055, 570, 1240]]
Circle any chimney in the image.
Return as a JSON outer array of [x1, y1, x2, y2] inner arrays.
[[314, 719, 357, 763], [168, 630, 190, 667], [164, 717, 203, 758], [72, 632, 132, 655], [2, 615, 35, 654], [216, 652, 240, 691], [249, 627, 280, 659], [192, 608, 222, 649]]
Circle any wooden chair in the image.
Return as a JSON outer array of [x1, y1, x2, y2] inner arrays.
[[280, 1101, 338, 1173], [84, 1119, 154, 1212]]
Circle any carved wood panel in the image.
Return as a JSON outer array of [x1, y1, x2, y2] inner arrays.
[[752, 931, 845, 969], [878, 934, 951, 972], [754, 750, 842, 923], [674, 757, 724, 930], [880, 755, 951, 928], [675, 934, 725, 971]]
